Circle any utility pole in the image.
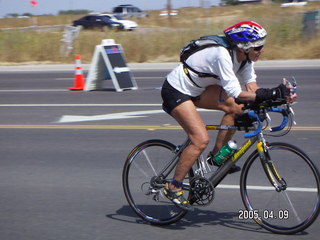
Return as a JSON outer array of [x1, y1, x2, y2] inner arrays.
[[167, 0, 172, 21]]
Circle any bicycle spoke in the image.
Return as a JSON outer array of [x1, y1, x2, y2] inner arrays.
[[280, 191, 301, 223], [241, 142, 320, 234], [142, 149, 158, 176], [123, 140, 188, 225], [132, 160, 150, 178]]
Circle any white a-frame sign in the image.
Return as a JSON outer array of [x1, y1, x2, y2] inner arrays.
[[84, 39, 138, 92]]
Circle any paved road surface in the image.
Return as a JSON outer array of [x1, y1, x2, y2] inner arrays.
[[0, 64, 319, 240]]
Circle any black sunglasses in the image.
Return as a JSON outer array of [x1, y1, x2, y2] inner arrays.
[[253, 45, 264, 51]]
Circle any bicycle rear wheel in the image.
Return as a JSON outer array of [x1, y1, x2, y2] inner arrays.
[[240, 142, 320, 234], [122, 139, 189, 225]]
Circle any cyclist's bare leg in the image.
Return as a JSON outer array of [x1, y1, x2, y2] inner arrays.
[[211, 114, 237, 154], [168, 85, 242, 190], [169, 100, 209, 191], [193, 85, 243, 155]]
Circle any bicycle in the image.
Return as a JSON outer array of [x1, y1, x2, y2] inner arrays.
[[122, 97, 320, 234]]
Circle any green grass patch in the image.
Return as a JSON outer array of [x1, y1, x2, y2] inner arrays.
[[0, 3, 319, 64]]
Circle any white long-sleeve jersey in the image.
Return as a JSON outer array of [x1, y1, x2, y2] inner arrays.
[[166, 46, 257, 98]]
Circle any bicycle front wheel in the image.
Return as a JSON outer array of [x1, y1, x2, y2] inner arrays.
[[240, 142, 320, 234], [122, 139, 189, 225]]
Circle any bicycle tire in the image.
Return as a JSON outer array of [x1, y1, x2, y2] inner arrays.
[[122, 139, 189, 225], [240, 142, 320, 234]]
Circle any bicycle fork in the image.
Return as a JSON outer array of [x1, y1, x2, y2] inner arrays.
[[257, 141, 287, 192]]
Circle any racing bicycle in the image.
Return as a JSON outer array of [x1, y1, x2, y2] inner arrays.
[[122, 98, 320, 234]]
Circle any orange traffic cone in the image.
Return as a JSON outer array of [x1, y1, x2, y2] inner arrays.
[[69, 54, 85, 91]]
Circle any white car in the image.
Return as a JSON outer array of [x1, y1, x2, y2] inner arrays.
[[100, 14, 138, 31], [159, 9, 178, 16]]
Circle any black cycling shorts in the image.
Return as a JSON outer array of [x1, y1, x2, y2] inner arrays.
[[161, 79, 200, 115]]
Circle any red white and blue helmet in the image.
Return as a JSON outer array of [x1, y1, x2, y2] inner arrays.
[[224, 21, 267, 50]]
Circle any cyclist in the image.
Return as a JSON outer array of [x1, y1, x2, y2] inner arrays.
[[161, 21, 297, 210]]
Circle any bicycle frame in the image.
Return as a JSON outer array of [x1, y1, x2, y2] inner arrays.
[[205, 124, 287, 191], [192, 124, 269, 190], [154, 124, 260, 190], [154, 106, 291, 193]]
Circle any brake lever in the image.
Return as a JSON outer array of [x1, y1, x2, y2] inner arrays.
[[288, 104, 297, 125], [266, 112, 272, 131], [283, 77, 297, 126], [285, 76, 297, 94], [291, 76, 297, 94]]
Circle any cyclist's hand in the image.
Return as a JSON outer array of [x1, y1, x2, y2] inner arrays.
[[283, 78, 297, 104], [255, 83, 290, 103]]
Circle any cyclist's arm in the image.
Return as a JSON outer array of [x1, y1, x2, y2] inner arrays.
[[237, 90, 256, 101], [238, 80, 296, 103], [245, 81, 259, 92], [234, 82, 259, 101], [235, 58, 259, 100], [237, 82, 291, 102]]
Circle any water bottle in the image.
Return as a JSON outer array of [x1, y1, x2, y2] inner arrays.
[[213, 140, 238, 165]]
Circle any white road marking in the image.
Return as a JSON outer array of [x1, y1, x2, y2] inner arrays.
[[0, 89, 67, 92], [217, 184, 317, 192], [0, 103, 219, 122], [58, 110, 164, 123], [0, 103, 162, 107], [58, 109, 219, 123]]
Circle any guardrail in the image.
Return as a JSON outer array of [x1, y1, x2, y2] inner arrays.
[[0, 25, 67, 31]]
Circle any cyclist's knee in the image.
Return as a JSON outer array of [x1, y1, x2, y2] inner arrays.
[[225, 101, 243, 115], [190, 133, 209, 152]]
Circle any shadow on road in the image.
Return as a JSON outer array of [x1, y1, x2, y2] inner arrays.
[[106, 205, 309, 235], [107, 205, 263, 233]]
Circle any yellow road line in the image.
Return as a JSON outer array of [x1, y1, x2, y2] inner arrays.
[[0, 125, 319, 131], [0, 125, 183, 130]]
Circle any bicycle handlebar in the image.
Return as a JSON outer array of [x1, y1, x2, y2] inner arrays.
[[242, 107, 289, 138], [269, 107, 289, 132], [234, 98, 291, 138], [235, 77, 297, 138], [243, 110, 263, 138]]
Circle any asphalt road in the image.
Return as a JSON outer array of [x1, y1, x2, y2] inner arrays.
[[0, 63, 319, 240]]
